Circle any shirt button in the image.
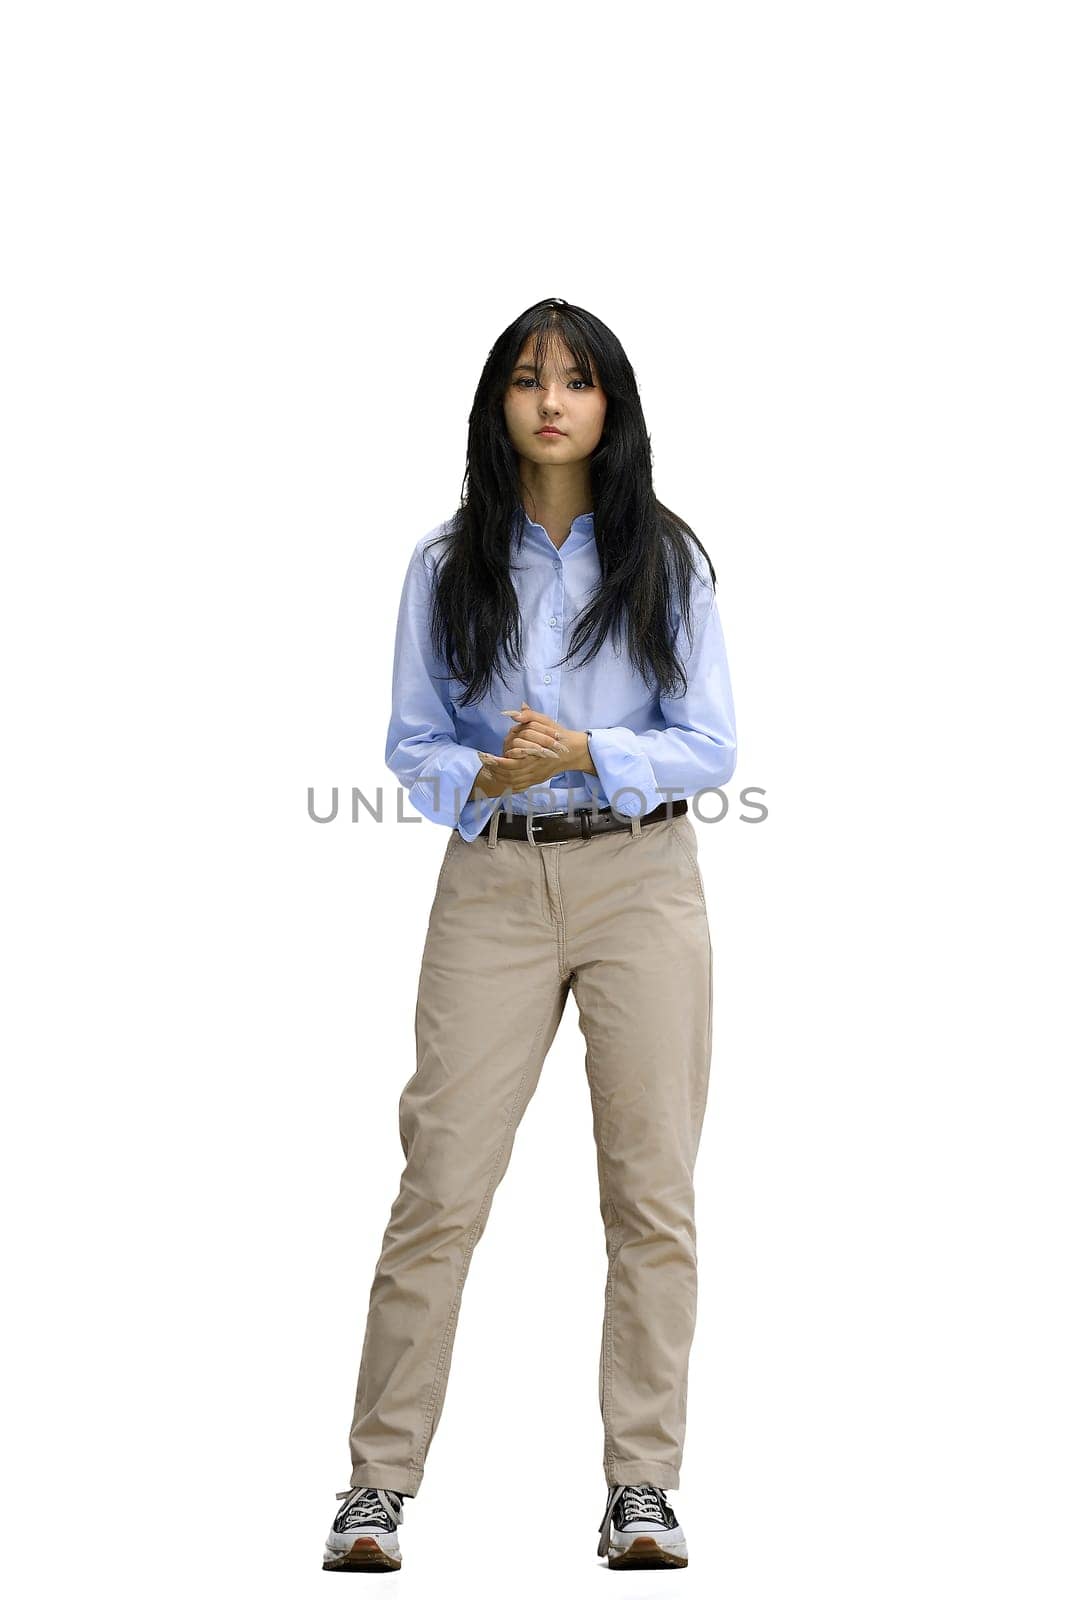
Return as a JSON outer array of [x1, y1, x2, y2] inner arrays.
[[542, 672, 552, 683], [548, 616, 558, 627]]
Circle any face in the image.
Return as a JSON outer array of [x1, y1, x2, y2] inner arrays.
[[502, 334, 608, 466]]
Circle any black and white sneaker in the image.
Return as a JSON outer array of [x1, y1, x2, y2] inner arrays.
[[322, 1485, 405, 1572], [597, 1482, 688, 1568]]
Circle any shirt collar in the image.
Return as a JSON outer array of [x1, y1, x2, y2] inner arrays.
[[514, 507, 595, 555]]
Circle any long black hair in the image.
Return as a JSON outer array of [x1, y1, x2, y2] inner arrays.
[[427, 296, 718, 710]]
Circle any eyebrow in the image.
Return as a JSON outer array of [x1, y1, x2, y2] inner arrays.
[[513, 362, 585, 375]]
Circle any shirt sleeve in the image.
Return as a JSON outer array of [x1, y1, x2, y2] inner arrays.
[[587, 567, 737, 817], [384, 536, 505, 840]]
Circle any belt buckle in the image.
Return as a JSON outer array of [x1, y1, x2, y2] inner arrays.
[[525, 808, 566, 847]]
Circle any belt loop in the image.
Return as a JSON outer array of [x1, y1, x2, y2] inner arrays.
[[488, 807, 500, 849]]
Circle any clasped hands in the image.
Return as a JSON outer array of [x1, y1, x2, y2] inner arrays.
[[476, 702, 590, 797]]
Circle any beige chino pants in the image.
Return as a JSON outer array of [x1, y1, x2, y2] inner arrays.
[[348, 807, 714, 1496]]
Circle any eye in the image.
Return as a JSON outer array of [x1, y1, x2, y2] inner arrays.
[[513, 376, 595, 390]]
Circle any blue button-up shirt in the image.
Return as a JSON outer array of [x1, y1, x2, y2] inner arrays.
[[385, 508, 737, 841]]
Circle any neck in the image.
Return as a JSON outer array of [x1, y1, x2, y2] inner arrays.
[[518, 464, 594, 543]]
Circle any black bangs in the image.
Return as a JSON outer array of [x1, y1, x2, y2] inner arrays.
[[523, 314, 599, 388]]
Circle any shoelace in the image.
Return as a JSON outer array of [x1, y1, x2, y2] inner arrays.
[[597, 1482, 670, 1557], [334, 1486, 405, 1532]]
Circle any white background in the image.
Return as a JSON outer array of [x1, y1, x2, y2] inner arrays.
[[3, 3, 1064, 1596]]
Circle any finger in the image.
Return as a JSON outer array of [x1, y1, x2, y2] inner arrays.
[[508, 712, 555, 735], [510, 739, 559, 759], [503, 702, 544, 720], [512, 730, 562, 754]]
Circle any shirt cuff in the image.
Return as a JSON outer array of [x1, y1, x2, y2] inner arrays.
[[456, 790, 509, 842], [587, 727, 662, 816], [407, 743, 486, 831]]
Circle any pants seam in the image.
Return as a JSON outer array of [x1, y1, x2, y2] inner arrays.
[[603, 1196, 623, 1477]]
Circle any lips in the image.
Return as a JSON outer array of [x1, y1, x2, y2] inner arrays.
[[537, 427, 564, 436]]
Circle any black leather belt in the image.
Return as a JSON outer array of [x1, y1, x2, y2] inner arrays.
[[486, 797, 687, 845]]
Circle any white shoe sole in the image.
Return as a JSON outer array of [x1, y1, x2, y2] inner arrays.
[[607, 1530, 688, 1569], [322, 1533, 402, 1572]]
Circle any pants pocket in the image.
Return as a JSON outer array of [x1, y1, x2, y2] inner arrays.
[[443, 827, 462, 862], [670, 818, 707, 908]]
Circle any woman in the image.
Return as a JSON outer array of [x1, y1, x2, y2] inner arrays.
[[323, 297, 737, 1573]]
